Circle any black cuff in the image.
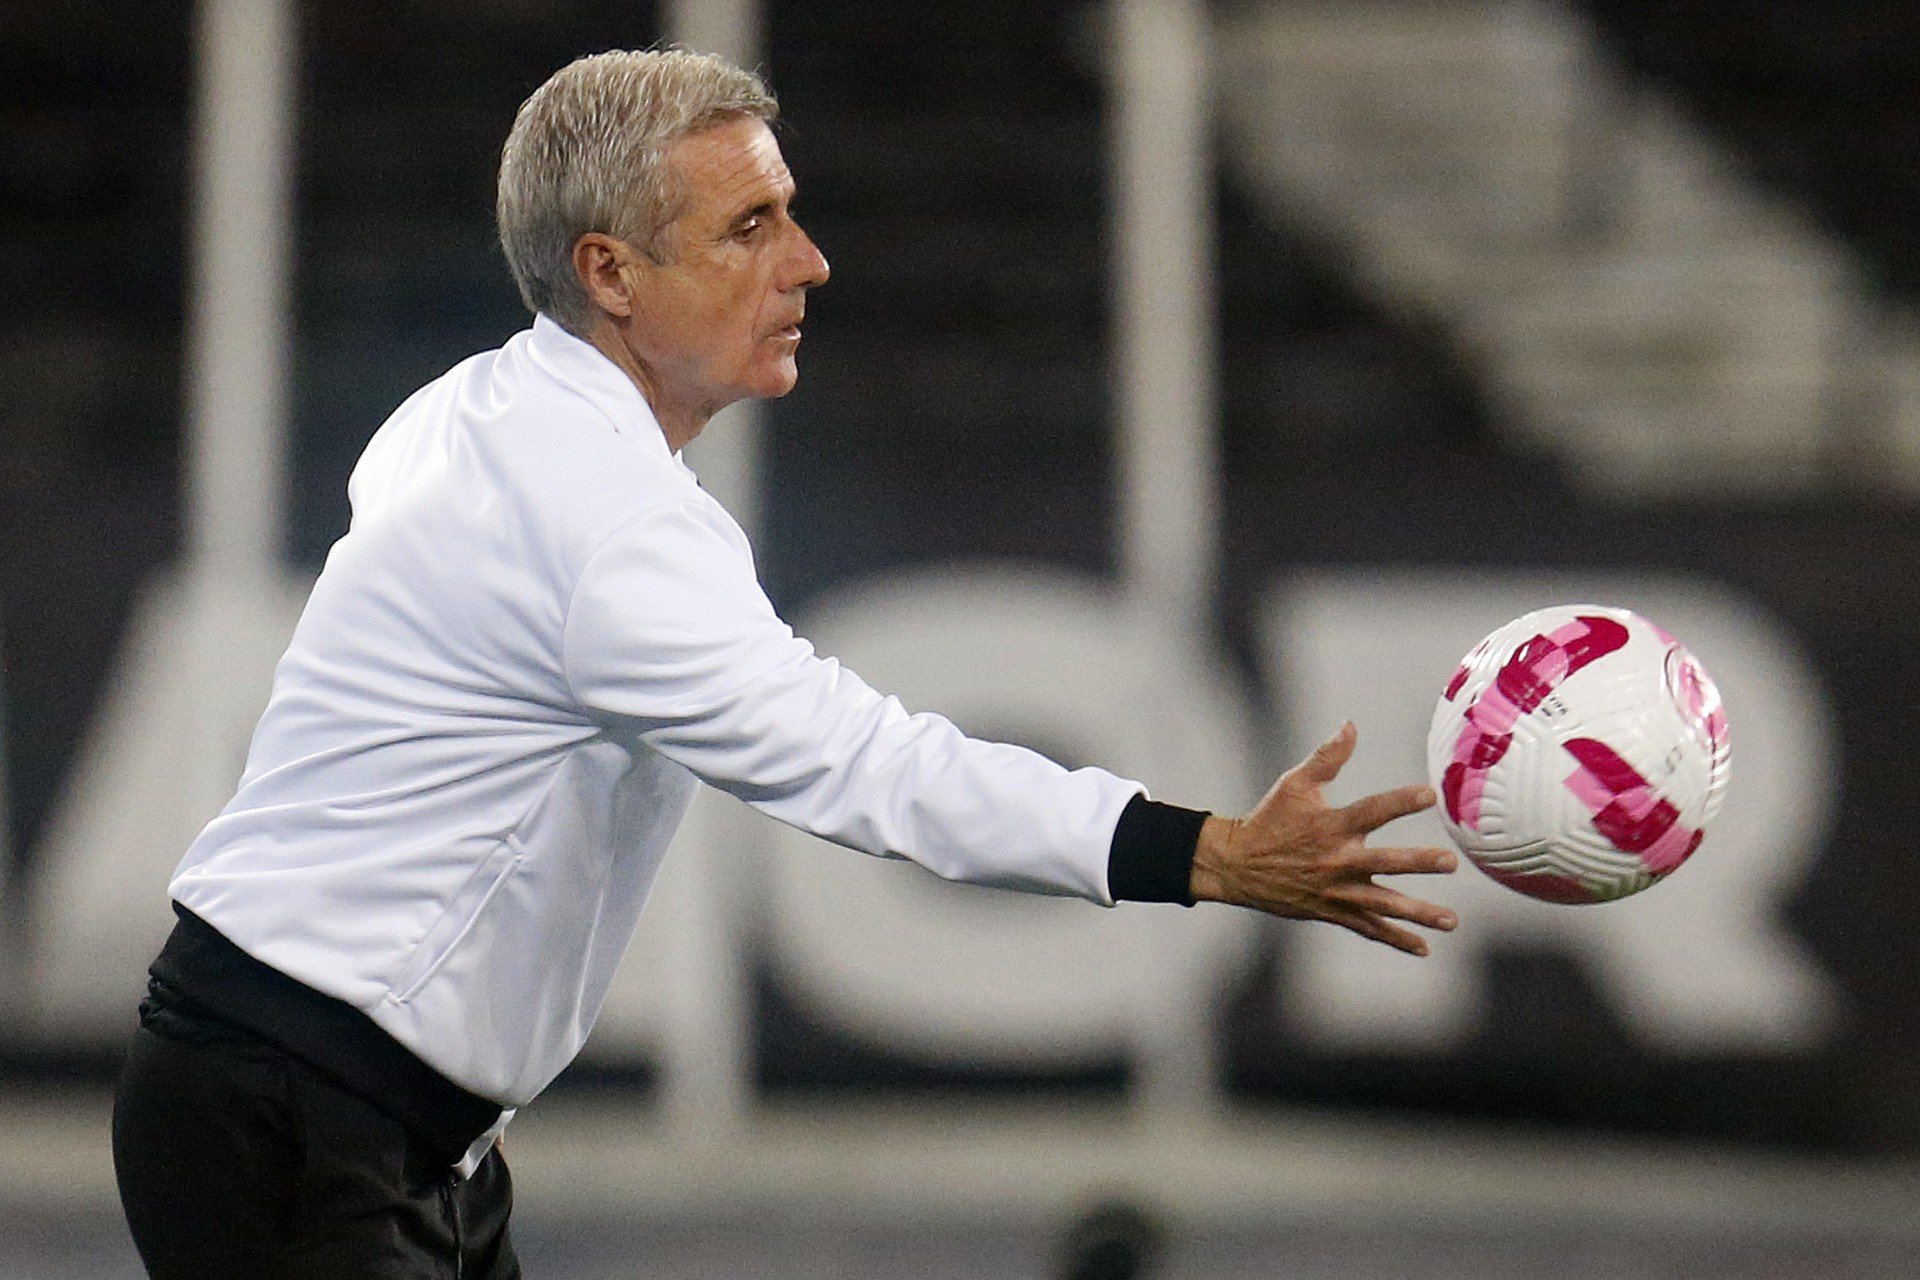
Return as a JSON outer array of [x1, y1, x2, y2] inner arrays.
[[1107, 793, 1207, 906]]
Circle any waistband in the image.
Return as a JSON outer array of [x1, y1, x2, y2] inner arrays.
[[147, 902, 504, 1168]]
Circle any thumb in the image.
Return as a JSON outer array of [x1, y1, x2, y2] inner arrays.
[[1257, 721, 1357, 814], [1296, 721, 1357, 787]]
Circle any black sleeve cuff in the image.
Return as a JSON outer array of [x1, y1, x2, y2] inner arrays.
[[1107, 793, 1207, 906]]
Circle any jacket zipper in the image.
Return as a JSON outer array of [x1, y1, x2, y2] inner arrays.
[[440, 1175, 464, 1279]]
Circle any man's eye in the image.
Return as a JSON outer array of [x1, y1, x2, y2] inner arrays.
[[733, 217, 764, 241]]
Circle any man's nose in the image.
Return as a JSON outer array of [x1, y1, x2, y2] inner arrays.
[[787, 225, 829, 290]]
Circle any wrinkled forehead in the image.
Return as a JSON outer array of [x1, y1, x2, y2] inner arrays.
[[666, 116, 793, 218]]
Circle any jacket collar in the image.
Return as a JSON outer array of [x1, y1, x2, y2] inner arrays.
[[524, 314, 677, 463]]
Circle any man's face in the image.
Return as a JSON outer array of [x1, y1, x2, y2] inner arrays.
[[621, 116, 829, 418]]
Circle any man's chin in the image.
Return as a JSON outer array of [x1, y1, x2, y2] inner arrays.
[[747, 359, 801, 400]]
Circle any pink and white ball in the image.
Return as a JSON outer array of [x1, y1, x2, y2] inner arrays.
[[1425, 604, 1731, 904]]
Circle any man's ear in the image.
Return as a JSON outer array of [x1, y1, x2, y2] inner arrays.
[[573, 233, 641, 319]]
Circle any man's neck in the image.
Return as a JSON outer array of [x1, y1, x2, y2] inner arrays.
[[580, 319, 707, 452]]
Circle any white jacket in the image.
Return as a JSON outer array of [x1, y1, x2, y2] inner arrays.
[[170, 316, 1143, 1106]]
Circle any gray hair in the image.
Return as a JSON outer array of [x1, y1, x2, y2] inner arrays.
[[496, 49, 778, 333]]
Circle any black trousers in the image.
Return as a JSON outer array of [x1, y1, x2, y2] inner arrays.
[[112, 1000, 520, 1280]]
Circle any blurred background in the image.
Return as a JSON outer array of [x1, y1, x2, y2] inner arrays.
[[5, 0, 1920, 1275]]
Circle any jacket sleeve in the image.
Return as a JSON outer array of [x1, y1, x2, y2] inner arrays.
[[560, 499, 1143, 903]]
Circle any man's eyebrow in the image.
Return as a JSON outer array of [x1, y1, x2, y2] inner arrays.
[[727, 180, 797, 229], [731, 199, 779, 228]]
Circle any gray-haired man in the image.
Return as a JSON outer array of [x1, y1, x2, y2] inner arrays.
[[112, 49, 1456, 1278]]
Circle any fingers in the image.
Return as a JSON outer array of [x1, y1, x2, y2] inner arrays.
[[1340, 784, 1438, 834], [1354, 844, 1457, 877], [1345, 881, 1459, 933], [1290, 721, 1357, 789], [1320, 857, 1461, 957], [1328, 887, 1458, 957], [1332, 907, 1435, 957]]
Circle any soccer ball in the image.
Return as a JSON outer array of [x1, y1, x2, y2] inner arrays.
[[1426, 604, 1730, 904]]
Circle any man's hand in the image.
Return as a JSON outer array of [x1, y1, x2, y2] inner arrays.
[[1190, 722, 1459, 956]]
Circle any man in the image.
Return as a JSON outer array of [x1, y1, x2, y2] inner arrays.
[[112, 49, 1459, 1278]]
